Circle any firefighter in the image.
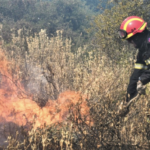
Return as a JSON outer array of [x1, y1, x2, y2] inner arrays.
[[118, 16, 150, 105]]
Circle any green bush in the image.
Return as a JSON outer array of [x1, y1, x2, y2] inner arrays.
[[0, 0, 95, 47]]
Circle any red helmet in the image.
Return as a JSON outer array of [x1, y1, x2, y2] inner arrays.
[[118, 16, 147, 39]]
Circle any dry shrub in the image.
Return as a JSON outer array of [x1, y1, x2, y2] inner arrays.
[[0, 29, 150, 150]]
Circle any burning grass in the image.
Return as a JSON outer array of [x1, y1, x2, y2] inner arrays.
[[0, 29, 150, 149]]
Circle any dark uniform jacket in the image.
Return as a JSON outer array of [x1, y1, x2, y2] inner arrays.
[[127, 31, 150, 100]]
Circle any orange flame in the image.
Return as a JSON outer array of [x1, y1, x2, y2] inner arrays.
[[0, 50, 92, 129]]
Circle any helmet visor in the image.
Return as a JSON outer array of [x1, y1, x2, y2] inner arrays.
[[118, 30, 127, 39]]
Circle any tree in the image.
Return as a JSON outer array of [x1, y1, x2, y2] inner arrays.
[[1, 25, 12, 43]]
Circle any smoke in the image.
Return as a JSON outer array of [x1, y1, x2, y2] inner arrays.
[[22, 63, 49, 106], [25, 64, 47, 94]]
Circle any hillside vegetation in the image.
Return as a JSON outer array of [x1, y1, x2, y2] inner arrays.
[[0, 0, 95, 47]]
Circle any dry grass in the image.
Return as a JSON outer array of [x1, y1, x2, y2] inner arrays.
[[0, 28, 150, 150]]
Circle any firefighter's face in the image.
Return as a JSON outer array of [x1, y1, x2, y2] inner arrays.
[[127, 33, 143, 48]]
